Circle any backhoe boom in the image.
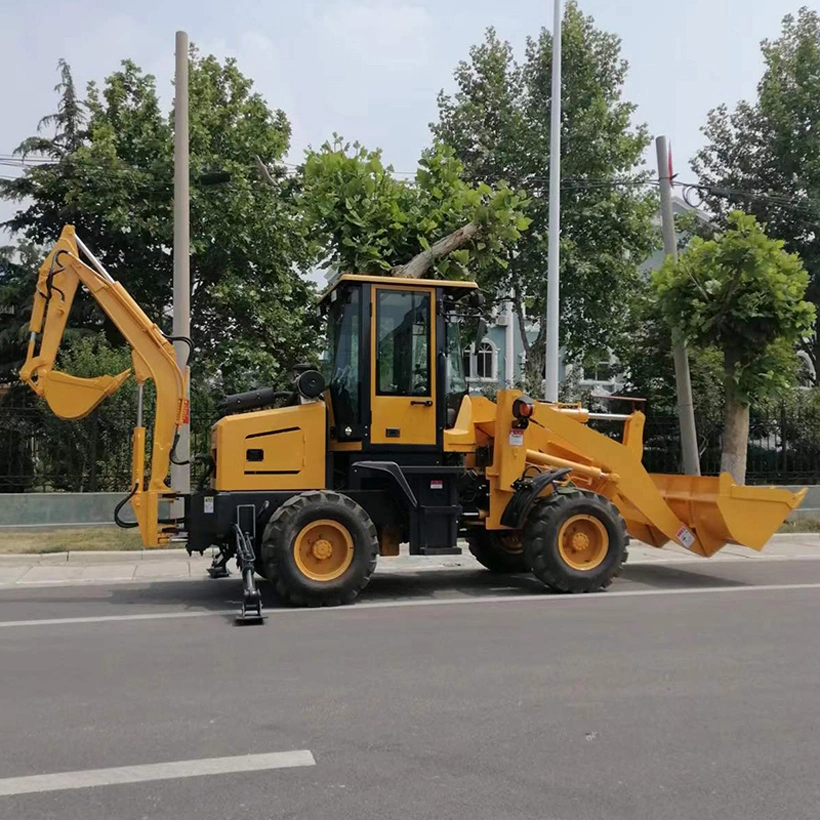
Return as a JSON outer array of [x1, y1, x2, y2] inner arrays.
[[20, 226, 187, 546]]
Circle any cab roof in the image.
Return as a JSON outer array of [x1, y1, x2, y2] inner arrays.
[[319, 273, 479, 305]]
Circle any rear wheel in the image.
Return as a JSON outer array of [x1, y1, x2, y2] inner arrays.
[[261, 491, 378, 607], [466, 530, 529, 574], [523, 491, 627, 593]]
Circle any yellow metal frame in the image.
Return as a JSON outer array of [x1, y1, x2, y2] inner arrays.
[[320, 273, 477, 304], [20, 226, 186, 547]]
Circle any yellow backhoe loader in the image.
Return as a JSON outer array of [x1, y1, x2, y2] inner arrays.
[[21, 227, 806, 620]]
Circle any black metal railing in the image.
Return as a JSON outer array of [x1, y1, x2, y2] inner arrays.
[[3, 391, 820, 492], [0, 391, 216, 492]]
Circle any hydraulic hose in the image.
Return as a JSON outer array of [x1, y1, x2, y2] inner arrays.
[[114, 482, 140, 529]]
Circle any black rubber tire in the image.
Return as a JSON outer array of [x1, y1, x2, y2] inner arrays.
[[466, 530, 529, 574], [261, 491, 378, 607], [254, 557, 268, 580], [523, 491, 628, 593]]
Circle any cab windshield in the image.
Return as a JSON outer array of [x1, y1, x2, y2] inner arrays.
[[322, 286, 361, 433]]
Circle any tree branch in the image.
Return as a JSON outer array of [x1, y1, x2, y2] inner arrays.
[[513, 284, 531, 356], [390, 221, 481, 279], [255, 155, 276, 187]]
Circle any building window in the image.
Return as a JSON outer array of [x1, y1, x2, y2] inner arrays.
[[476, 341, 495, 379], [464, 340, 497, 382], [463, 347, 473, 379]]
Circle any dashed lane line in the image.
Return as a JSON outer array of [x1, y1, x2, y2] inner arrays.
[[0, 750, 316, 797]]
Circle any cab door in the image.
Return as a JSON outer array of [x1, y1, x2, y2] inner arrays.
[[370, 285, 437, 446]]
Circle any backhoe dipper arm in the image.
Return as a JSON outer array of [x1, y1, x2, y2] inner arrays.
[[19, 225, 187, 547]]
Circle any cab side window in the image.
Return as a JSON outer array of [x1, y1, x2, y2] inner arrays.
[[376, 290, 431, 396]]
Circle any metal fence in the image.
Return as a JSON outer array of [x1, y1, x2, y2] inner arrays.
[[0, 392, 215, 493], [2, 394, 820, 492], [589, 401, 820, 486]]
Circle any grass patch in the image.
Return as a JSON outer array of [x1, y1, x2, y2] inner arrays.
[[778, 518, 820, 534], [0, 527, 145, 554]]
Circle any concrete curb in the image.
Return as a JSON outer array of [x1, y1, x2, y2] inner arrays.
[[0, 549, 195, 565]]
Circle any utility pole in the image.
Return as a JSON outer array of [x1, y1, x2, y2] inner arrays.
[[172, 30, 191, 505], [544, 0, 563, 402], [656, 136, 700, 476]]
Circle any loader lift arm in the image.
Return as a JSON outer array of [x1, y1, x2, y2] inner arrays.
[[19, 225, 187, 547]]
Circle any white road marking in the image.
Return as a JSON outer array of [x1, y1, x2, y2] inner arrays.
[[2, 581, 820, 629], [0, 611, 225, 628], [0, 750, 315, 797]]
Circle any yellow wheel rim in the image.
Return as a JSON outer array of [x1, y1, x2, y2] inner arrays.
[[557, 514, 609, 571], [293, 519, 354, 582]]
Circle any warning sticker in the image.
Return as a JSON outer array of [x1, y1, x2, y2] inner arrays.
[[203, 496, 214, 515], [676, 526, 695, 549], [430, 480, 443, 490], [509, 429, 524, 446]]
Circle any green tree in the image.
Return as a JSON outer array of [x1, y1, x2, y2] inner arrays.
[[694, 7, 820, 375], [432, 3, 657, 379], [0, 241, 39, 382], [653, 211, 814, 483], [1, 52, 317, 394], [297, 138, 530, 287]]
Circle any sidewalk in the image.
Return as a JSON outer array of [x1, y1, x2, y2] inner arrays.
[[1, 535, 819, 588]]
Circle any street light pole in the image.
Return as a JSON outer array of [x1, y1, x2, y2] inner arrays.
[[544, 0, 562, 402], [656, 136, 700, 476], [172, 30, 191, 504]]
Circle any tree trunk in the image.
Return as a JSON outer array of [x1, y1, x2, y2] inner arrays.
[[390, 222, 480, 279], [720, 353, 749, 485], [513, 285, 531, 358]]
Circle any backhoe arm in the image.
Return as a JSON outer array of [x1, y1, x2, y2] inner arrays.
[[20, 225, 187, 547]]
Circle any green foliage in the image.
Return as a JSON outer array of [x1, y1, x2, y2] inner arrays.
[[694, 7, 820, 373], [0, 241, 40, 381], [653, 211, 815, 403], [298, 138, 530, 284], [433, 3, 657, 369], [1, 52, 318, 394], [33, 335, 144, 491], [616, 278, 723, 408]]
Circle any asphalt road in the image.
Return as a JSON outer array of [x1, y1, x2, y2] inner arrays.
[[1, 560, 820, 820]]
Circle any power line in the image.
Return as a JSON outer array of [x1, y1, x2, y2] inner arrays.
[[3, 148, 819, 217]]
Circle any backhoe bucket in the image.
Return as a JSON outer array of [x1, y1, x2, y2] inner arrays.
[[650, 473, 806, 557], [41, 369, 131, 420]]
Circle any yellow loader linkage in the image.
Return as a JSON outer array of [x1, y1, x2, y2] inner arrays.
[[446, 391, 806, 558], [20, 228, 806, 613]]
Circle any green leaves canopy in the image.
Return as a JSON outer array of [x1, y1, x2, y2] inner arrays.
[[298, 138, 530, 284], [653, 211, 815, 402], [1, 51, 317, 393], [433, 2, 656, 367], [694, 7, 820, 374]]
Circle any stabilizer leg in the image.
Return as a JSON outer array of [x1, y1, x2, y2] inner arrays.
[[233, 505, 264, 624]]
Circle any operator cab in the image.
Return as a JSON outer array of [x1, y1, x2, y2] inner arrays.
[[318, 274, 481, 451]]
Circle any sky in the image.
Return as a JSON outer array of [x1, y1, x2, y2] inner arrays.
[[0, 0, 808, 232]]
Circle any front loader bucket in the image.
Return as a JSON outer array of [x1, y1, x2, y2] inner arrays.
[[651, 473, 806, 557]]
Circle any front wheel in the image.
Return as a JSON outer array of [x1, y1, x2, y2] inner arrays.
[[523, 491, 627, 593], [261, 491, 378, 607]]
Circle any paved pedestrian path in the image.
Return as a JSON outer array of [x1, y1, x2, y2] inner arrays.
[[0, 534, 818, 588]]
